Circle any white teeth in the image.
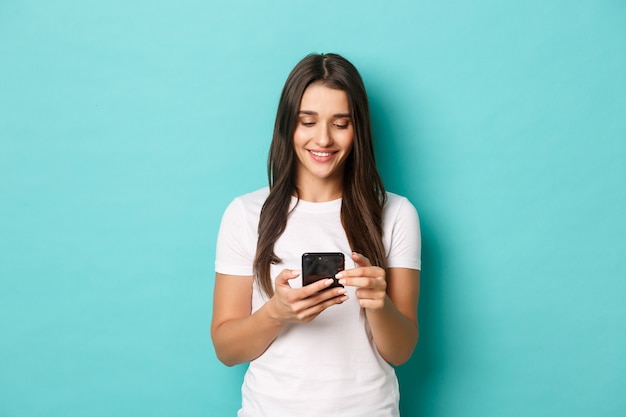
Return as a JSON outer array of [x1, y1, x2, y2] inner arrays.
[[311, 151, 332, 157]]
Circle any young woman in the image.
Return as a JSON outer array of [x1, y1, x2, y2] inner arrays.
[[211, 53, 421, 417]]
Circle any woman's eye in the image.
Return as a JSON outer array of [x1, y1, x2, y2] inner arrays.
[[300, 121, 315, 127], [334, 123, 349, 129]]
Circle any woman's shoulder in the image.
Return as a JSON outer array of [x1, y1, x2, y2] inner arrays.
[[383, 191, 419, 219], [224, 186, 269, 216], [384, 191, 414, 208], [234, 186, 270, 204]]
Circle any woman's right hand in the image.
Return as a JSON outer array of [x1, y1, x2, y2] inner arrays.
[[268, 269, 348, 323]]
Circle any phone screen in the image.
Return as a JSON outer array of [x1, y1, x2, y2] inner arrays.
[[302, 252, 345, 288]]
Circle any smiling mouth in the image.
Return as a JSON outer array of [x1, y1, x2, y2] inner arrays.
[[309, 150, 334, 157]]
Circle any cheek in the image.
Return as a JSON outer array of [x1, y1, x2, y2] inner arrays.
[[340, 129, 355, 150], [293, 127, 307, 146]]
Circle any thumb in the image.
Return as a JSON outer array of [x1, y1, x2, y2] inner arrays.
[[275, 269, 301, 288], [351, 252, 372, 267]]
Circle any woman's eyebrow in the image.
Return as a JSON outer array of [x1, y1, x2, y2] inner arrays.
[[298, 110, 351, 118]]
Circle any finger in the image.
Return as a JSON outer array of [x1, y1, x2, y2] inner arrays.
[[336, 265, 385, 282], [355, 288, 386, 300], [275, 269, 301, 288], [336, 266, 381, 280], [296, 292, 349, 322], [351, 252, 372, 267], [294, 287, 346, 312], [292, 287, 346, 320], [309, 286, 347, 304], [300, 278, 336, 297], [337, 276, 373, 288], [291, 286, 347, 316], [338, 276, 387, 291]]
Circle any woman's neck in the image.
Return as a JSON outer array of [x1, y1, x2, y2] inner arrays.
[[295, 178, 343, 202]]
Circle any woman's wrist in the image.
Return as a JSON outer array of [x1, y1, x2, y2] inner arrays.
[[263, 296, 286, 327]]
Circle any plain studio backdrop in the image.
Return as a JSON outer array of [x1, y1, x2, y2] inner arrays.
[[1, 1, 625, 416]]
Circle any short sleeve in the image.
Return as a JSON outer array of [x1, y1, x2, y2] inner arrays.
[[214, 198, 256, 276], [384, 195, 421, 270]]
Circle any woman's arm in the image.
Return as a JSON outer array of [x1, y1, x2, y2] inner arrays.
[[211, 273, 281, 367], [337, 253, 420, 366], [211, 270, 349, 366], [365, 267, 419, 366]]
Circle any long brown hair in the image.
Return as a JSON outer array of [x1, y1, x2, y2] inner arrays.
[[254, 53, 387, 297]]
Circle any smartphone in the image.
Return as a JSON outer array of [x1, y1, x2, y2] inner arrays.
[[302, 252, 345, 288]]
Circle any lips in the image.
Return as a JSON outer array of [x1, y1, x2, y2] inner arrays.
[[308, 150, 336, 162], [310, 150, 332, 157]]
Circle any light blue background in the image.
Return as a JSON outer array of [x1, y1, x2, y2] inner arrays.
[[1, 1, 625, 416]]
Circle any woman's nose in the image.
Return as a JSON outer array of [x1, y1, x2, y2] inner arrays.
[[315, 124, 332, 147]]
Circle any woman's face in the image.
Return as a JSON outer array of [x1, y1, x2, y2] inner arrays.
[[293, 83, 354, 189]]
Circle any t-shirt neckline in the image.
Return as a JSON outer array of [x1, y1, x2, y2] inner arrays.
[[290, 196, 342, 213]]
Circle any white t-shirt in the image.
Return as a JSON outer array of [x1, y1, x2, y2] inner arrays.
[[215, 187, 421, 417]]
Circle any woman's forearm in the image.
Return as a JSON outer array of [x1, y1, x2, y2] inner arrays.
[[212, 270, 351, 366], [212, 301, 284, 367], [366, 295, 419, 366]]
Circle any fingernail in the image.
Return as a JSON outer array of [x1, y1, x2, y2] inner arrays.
[[335, 272, 343, 279], [325, 278, 334, 285], [338, 279, 346, 285]]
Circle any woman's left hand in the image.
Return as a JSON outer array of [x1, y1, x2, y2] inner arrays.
[[336, 252, 387, 310]]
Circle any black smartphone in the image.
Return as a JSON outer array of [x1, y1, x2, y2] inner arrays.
[[302, 252, 345, 288]]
